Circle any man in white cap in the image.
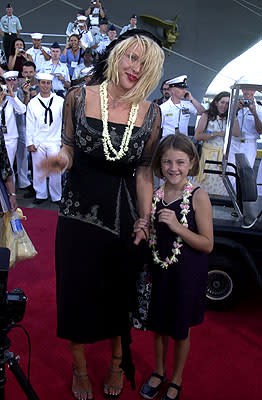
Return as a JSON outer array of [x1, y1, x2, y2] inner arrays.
[[40, 42, 70, 98], [26, 33, 51, 72], [26, 73, 64, 204], [160, 75, 205, 137], [66, 9, 86, 37], [1, 70, 26, 171]]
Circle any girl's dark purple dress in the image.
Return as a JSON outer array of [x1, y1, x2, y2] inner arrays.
[[148, 188, 208, 340]]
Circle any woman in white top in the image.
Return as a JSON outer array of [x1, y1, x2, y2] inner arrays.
[[194, 91, 240, 196]]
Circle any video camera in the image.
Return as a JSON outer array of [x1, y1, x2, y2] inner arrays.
[[0, 247, 27, 329]]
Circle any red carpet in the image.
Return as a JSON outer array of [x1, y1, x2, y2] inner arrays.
[[5, 208, 262, 400]]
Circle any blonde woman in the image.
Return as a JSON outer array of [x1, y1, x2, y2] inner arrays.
[[40, 30, 165, 400]]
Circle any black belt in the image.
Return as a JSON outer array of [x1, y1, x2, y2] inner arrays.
[[4, 32, 17, 36]]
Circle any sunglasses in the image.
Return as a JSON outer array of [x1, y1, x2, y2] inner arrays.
[[6, 77, 17, 81]]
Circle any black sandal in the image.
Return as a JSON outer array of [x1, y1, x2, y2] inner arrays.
[[161, 382, 182, 400], [140, 372, 166, 399]]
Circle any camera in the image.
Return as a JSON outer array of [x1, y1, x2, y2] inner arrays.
[[19, 48, 24, 53], [243, 99, 253, 107], [0, 288, 27, 327], [0, 248, 27, 328], [0, 85, 8, 93], [25, 77, 31, 83]]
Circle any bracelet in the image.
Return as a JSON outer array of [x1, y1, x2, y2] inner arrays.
[[141, 228, 148, 241], [8, 193, 16, 196]]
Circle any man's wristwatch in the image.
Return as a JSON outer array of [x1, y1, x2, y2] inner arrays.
[[8, 193, 16, 197]]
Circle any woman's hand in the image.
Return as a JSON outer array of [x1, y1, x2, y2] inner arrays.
[[158, 208, 180, 233], [39, 153, 69, 178], [133, 217, 149, 245]]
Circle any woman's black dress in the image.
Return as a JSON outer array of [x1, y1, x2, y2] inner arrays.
[[148, 188, 208, 340], [55, 86, 161, 344]]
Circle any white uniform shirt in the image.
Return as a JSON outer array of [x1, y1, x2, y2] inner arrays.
[[160, 98, 197, 137], [40, 60, 70, 91], [237, 100, 262, 140], [26, 46, 51, 72], [26, 93, 64, 147], [0, 96, 26, 140]]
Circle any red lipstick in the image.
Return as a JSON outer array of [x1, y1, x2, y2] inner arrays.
[[127, 73, 138, 82]]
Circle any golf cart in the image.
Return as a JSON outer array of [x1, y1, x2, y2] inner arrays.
[[205, 76, 262, 309]]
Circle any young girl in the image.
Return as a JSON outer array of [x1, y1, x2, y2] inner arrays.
[[134, 133, 213, 400]]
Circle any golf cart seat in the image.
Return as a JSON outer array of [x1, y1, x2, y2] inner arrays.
[[235, 153, 262, 224]]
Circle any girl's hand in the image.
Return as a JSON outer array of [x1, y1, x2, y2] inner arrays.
[[158, 208, 180, 232]]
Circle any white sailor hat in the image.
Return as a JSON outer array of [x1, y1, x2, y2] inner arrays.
[[81, 66, 94, 76], [3, 70, 19, 79], [77, 15, 87, 21], [35, 73, 54, 81], [167, 75, 188, 88], [31, 33, 43, 40]]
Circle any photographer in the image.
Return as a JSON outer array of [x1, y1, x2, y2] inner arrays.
[[66, 9, 86, 37], [229, 89, 262, 194], [15, 62, 39, 196], [8, 38, 33, 78], [85, 0, 105, 34], [0, 74, 26, 173], [26, 33, 51, 72], [0, 133, 17, 221]]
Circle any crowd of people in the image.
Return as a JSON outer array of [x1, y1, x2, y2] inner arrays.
[[0, 3, 138, 204], [0, 3, 261, 400]]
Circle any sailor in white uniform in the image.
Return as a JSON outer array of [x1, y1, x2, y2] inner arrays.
[[26, 33, 51, 72], [1, 70, 26, 170], [160, 75, 205, 137], [229, 89, 262, 195], [26, 73, 64, 204]]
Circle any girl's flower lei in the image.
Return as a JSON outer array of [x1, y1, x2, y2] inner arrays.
[[149, 179, 193, 269], [100, 80, 139, 161]]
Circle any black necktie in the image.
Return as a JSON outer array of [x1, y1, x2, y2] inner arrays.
[[1, 100, 8, 127], [38, 97, 54, 125]]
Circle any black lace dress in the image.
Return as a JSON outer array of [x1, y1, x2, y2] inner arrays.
[[55, 86, 161, 345], [148, 188, 208, 340]]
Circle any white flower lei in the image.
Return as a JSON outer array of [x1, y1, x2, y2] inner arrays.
[[149, 179, 193, 269], [100, 80, 139, 161]]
